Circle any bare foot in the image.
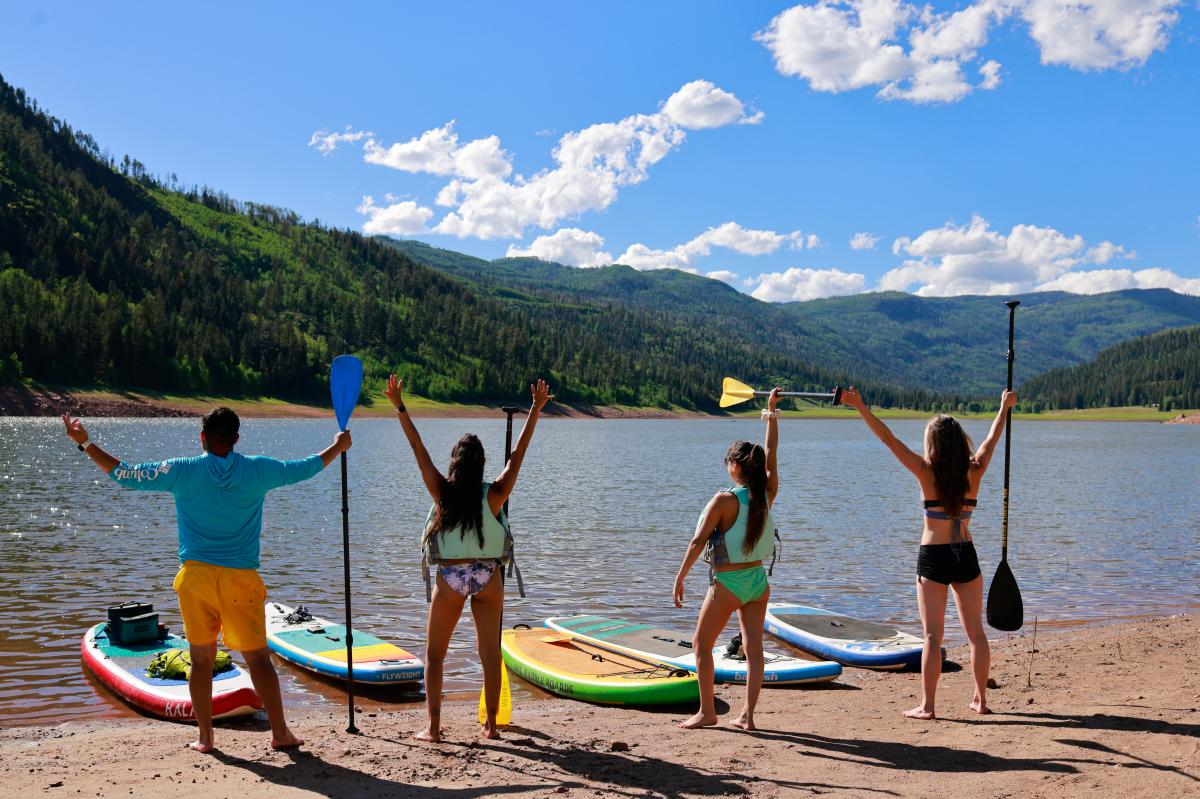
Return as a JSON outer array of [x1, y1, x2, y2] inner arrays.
[[187, 739, 215, 754], [414, 727, 441, 743], [969, 698, 991, 715], [481, 723, 502, 740], [679, 712, 719, 730], [903, 706, 936, 720], [270, 730, 305, 750], [730, 712, 756, 731]]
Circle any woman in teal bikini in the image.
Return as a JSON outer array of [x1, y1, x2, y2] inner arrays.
[[387, 374, 553, 742], [674, 387, 781, 730]]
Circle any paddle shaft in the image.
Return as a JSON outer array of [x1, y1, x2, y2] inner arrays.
[[340, 450, 358, 734], [501, 406, 521, 511], [1001, 301, 1018, 560], [488, 405, 521, 724], [559, 635, 686, 674], [747, 389, 839, 402]]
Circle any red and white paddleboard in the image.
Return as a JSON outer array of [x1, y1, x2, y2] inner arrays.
[[81, 623, 261, 721]]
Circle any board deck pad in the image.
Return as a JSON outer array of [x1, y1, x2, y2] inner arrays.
[[549, 616, 691, 660], [769, 612, 902, 641], [270, 625, 414, 661], [265, 602, 423, 684], [94, 628, 241, 685], [511, 631, 678, 678], [546, 614, 843, 685]]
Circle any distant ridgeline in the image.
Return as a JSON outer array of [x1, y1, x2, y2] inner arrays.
[[385, 240, 1200, 401], [1021, 325, 1200, 411], [0, 73, 926, 411], [2, 71, 1198, 411]]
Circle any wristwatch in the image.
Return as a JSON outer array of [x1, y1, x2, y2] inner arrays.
[[77, 438, 91, 452]]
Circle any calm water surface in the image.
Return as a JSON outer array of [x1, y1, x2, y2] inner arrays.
[[1, 416, 1197, 724]]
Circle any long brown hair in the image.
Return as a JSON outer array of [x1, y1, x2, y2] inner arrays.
[[924, 415, 975, 516], [424, 434, 486, 546], [725, 440, 768, 554]]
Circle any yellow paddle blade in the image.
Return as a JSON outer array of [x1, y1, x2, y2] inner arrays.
[[478, 662, 513, 726], [719, 377, 757, 408]]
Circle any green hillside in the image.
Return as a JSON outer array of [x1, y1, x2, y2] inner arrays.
[[0, 74, 905, 411], [1020, 324, 1200, 411], [778, 289, 1200, 394], [387, 239, 1200, 396]]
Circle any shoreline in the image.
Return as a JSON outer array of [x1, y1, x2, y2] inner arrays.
[[2, 613, 1194, 797], [2, 383, 1195, 423]]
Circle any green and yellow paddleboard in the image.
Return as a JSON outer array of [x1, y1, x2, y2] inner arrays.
[[500, 627, 698, 706]]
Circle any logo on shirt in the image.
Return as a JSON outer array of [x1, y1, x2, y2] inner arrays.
[[114, 461, 171, 482]]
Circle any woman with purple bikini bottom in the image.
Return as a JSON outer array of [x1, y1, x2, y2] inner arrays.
[[387, 374, 553, 742]]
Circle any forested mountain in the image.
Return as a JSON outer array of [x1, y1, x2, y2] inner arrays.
[[778, 289, 1200, 394], [0, 74, 932, 411], [3, 73, 1195, 412], [387, 240, 1200, 396], [1020, 325, 1200, 411]]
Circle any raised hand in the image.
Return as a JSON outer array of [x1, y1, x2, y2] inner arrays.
[[840, 386, 867, 412], [385, 374, 405, 410], [530, 379, 554, 412], [767, 387, 782, 413], [62, 414, 89, 444], [1001, 389, 1018, 410], [334, 430, 353, 453]]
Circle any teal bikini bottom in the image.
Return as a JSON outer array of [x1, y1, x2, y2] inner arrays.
[[713, 564, 768, 605]]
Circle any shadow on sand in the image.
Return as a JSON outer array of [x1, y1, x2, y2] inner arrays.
[[214, 747, 547, 799]]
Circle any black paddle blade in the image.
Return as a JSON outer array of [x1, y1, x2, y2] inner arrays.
[[986, 560, 1023, 631]]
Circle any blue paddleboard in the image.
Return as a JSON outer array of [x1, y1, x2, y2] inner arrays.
[[765, 603, 928, 670], [265, 602, 423, 685]]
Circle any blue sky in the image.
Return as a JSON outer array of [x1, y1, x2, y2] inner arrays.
[[2, 1, 1197, 300]]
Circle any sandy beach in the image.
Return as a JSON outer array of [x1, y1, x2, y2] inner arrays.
[[2, 614, 1195, 798]]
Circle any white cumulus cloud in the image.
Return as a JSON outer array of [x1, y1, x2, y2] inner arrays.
[[1021, 0, 1181, 70], [506, 228, 613, 268], [882, 214, 1088, 295], [1037, 267, 1200, 295], [877, 214, 1196, 297], [616, 222, 813, 272], [750, 267, 868, 301], [363, 121, 513, 181], [756, 0, 1182, 104], [660, 80, 764, 128], [850, 231, 879, 250], [357, 196, 434, 236], [707, 270, 741, 284], [308, 126, 373, 155], [330, 81, 761, 240], [1087, 240, 1135, 264]]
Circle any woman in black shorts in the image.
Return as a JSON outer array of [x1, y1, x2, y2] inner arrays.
[[841, 387, 1018, 720]]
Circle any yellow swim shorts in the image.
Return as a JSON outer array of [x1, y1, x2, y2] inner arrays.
[[172, 560, 267, 651]]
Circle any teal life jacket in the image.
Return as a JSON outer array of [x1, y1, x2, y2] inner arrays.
[[703, 485, 780, 576], [420, 482, 524, 601]]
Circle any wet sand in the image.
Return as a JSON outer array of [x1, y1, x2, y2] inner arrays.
[[2, 614, 1195, 798]]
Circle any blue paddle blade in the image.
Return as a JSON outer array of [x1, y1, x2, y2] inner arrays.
[[330, 355, 364, 431]]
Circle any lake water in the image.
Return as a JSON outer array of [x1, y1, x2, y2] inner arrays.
[[1, 416, 1196, 725]]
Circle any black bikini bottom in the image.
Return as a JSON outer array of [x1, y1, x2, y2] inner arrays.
[[917, 542, 981, 585]]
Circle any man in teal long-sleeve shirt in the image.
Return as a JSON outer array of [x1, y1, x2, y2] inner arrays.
[[63, 407, 351, 753]]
